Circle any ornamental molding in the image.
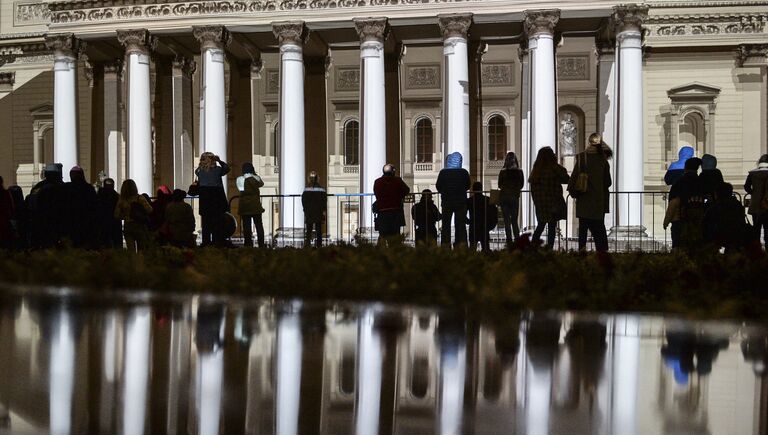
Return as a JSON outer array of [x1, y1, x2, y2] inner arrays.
[[353, 17, 389, 43], [557, 55, 590, 81], [272, 21, 307, 46], [192, 25, 231, 51], [524, 9, 560, 37], [613, 4, 648, 34], [44, 33, 80, 57], [645, 13, 767, 37], [648, 1, 767, 7], [335, 67, 360, 91], [736, 44, 768, 66], [0, 72, 16, 86], [116, 29, 156, 54], [14, 2, 51, 26], [481, 63, 514, 87], [405, 64, 440, 89], [438, 13, 473, 40], [265, 69, 279, 94]]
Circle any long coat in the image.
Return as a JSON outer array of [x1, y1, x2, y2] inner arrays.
[[238, 175, 265, 216], [569, 148, 612, 220], [530, 165, 569, 222]]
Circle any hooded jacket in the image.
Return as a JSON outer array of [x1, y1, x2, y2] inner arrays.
[[436, 152, 471, 206], [699, 154, 724, 199], [665, 146, 695, 186]]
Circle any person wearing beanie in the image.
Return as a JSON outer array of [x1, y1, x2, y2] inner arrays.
[[373, 164, 410, 246], [238, 162, 266, 248], [436, 152, 471, 247], [63, 166, 98, 248]]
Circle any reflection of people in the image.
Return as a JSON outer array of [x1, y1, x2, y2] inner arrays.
[[560, 113, 577, 156]]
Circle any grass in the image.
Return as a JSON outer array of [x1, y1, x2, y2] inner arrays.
[[0, 245, 766, 320]]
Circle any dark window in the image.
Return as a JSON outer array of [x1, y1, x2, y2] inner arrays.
[[340, 346, 355, 395], [344, 120, 360, 165], [415, 118, 433, 163], [488, 115, 507, 161]]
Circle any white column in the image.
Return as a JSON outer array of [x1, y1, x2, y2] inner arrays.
[[355, 18, 389, 231], [519, 45, 534, 230], [273, 21, 307, 230], [354, 309, 383, 435], [103, 62, 125, 185], [524, 10, 560, 155], [45, 34, 80, 182], [118, 29, 154, 195], [276, 308, 303, 435], [597, 41, 618, 229], [438, 14, 472, 171], [614, 5, 648, 230], [194, 26, 231, 188]]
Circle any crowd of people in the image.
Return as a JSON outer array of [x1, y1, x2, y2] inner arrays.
[[0, 134, 766, 253]]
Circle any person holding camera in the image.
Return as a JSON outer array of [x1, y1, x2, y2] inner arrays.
[[195, 152, 230, 247]]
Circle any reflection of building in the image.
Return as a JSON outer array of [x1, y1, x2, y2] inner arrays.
[[3, 296, 768, 434], [1, 1, 767, 235]]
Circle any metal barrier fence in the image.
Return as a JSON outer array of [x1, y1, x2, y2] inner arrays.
[[185, 189, 749, 251]]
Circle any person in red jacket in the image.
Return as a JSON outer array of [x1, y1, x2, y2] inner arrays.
[[373, 164, 410, 245]]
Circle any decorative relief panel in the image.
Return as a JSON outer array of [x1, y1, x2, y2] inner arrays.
[[265, 69, 279, 94], [406, 65, 440, 90], [481, 63, 513, 87], [647, 14, 767, 37], [557, 56, 589, 81], [335, 67, 359, 92], [14, 2, 51, 26]]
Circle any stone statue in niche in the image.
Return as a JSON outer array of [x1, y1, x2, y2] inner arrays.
[[560, 113, 577, 156]]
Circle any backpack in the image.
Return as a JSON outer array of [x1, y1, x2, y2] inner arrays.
[[486, 203, 499, 232]]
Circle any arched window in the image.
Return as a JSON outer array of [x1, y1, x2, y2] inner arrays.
[[679, 111, 706, 156], [344, 119, 359, 165], [273, 121, 280, 163], [487, 115, 507, 161], [415, 118, 433, 163]]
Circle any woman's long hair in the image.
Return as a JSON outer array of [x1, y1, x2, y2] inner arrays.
[[529, 147, 557, 183], [198, 152, 216, 171], [503, 152, 519, 170], [119, 179, 139, 200]]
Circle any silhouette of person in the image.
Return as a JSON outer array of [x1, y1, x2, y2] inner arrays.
[[568, 133, 612, 252], [436, 152, 471, 248], [467, 182, 495, 252], [529, 147, 569, 248], [744, 154, 768, 248], [665, 146, 695, 186], [497, 152, 524, 245], [373, 164, 410, 246], [195, 152, 230, 247], [302, 171, 326, 248], [411, 189, 441, 245], [237, 162, 265, 248]]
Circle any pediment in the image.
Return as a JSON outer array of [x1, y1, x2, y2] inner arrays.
[[667, 82, 721, 101], [30, 103, 53, 115]]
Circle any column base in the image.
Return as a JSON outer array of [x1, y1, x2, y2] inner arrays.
[[607, 225, 667, 251], [273, 227, 307, 248], [355, 227, 379, 245]]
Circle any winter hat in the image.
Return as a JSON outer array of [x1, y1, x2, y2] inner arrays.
[[242, 162, 255, 175], [684, 157, 702, 172], [445, 152, 463, 169], [701, 154, 717, 170]]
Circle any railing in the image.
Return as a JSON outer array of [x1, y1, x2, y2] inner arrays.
[[207, 189, 754, 251]]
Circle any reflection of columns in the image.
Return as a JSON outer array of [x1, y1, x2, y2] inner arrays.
[[276, 309, 303, 435], [195, 306, 225, 435], [438, 336, 466, 435], [99, 310, 121, 433], [355, 17, 388, 231], [614, 5, 648, 229], [103, 62, 125, 185], [439, 13, 472, 170], [171, 56, 197, 190], [194, 26, 231, 188], [166, 305, 192, 434], [273, 21, 307, 229], [122, 306, 151, 435], [524, 10, 559, 155], [526, 366, 552, 435], [355, 309, 383, 435], [117, 29, 155, 195], [49, 307, 76, 435], [596, 38, 618, 228], [611, 315, 640, 435], [45, 34, 80, 181], [519, 44, 534, 229]]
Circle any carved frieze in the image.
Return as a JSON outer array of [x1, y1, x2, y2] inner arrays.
[[14, 2, 51, 26], [481, 63, 513, 87], [265, 69, 279, 94], [335, 67, 359, 92], [557, 56, 590, 81], [406, 65, 440, 90], [647, 14, 767, 37]]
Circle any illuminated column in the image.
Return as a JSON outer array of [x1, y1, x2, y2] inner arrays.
[[438, 13, 473, 170], [524, 10, 560, 155], [596, 37, 618, 229], [354, 17, 388, 231], [103, 61, 125, 185], [438, 333, 466, 435], [355, 309, 383, 435], [519, 43, 534, 230], [273, 21, 307, 230], [193, 26, 231, 188], [45, 34, 80, 181], [117, 29, 155, 195], [276, 308, 303, 435], [122, 306, 151, 435], [614, 4, 648, 231]]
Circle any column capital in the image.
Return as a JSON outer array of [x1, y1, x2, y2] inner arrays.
[[272, 21, 307, 46], [116, 29, 156, 55], [45, 33, 81, 58], [524, 9, 560, 37], [353, 17, 389, 43], [736, 43, 768, 67], [193, 25, 232, 51], [438, 13, 473, 40], [172, 55, 197, 78], [612, 4, 648, 34]]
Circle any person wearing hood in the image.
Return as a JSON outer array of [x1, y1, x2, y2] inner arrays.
[[529, 147, 569, 248], [62, 166, 98, 248], [164, 189, 196, 247], [302, 171, 327, 247], [411, 189, 441, 245], [238, 162, 265, 248], [96, 178, 122, 248], [0, 176, 14, 248], [436, 152, 471, 247], [745, 154, 768, 247], [497, 152, 524, 245], [373, 164, 410, 245], [700, 154, 724, 201], [568, 133, 612, 252], [665, 146, 695, 186]]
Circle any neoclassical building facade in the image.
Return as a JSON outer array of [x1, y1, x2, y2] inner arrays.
[[0, 0, 766, 236]]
